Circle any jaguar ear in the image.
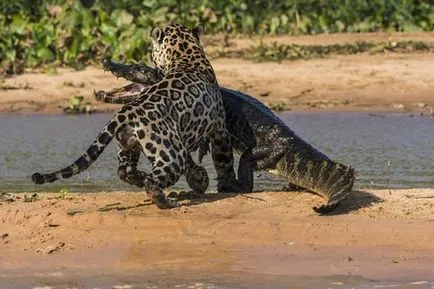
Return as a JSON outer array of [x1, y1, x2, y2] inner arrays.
[[193, 24, 204, 37], [151, 26, 164, 44]]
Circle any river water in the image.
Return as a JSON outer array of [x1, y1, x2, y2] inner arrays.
[[1, 268, 433, 289], [0, 112, 433, 288], [0, 112, 433, 193]]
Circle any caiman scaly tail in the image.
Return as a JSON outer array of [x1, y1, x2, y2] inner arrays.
[[274, 147, 355, 213], [221, 88, 355, 214]]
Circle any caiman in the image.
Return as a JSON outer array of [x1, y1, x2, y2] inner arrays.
[[96, 59, 355, 214]]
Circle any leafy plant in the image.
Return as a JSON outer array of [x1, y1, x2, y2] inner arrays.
[[268, 102, 286, 112], [63, 95, 95, 114], [0, 0, 433, 75], [58, 188, 69, 199], [43, 66, 57, 75], [246, 40, 433, 62]]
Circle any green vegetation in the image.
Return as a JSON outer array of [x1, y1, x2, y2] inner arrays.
[[0, 78, 31, 90], [63, 95, 95, 114], [245, 40, 433, 62], [58, 188, 69, 199], [0, 0, 433, 74], [268, 102, 286, 112]]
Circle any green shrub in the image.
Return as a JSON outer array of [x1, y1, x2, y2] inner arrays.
[[248, 40, 432, 62], [0, 0, 433, 74]]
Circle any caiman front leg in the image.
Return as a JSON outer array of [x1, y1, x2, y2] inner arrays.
[[236, 146, 284, 192], [241, 146, 302, 191], [237, 149, 255, 192], [209, 119, 247, 193], [250, 146, 284, 170], [199, 140, 253, 193]]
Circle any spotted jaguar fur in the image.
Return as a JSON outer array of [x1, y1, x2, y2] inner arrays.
[[32, 24, 243, 208]]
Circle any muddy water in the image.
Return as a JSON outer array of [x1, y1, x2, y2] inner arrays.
[[1, 269, 433, 289], [0, 112, 433, 193]]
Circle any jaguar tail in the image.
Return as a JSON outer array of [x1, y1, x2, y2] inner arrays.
[[32, 114, 127, 184]]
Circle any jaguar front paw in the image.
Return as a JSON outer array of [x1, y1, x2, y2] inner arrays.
[[153, 194, 180, 209]]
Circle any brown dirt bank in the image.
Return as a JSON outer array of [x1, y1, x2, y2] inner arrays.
[[1, 188, 433, 280], [1, 33, 433, 114], [205, 31, 434, 49]]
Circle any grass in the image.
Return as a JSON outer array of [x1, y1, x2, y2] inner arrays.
[[63, 95, 95, 114], [267, 102, 286, 112]]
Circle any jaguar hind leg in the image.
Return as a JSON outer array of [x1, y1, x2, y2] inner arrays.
[[134, 127, 188, 209], [208, 113, 247, 193], [115, 126, 145, 187], [117, 150, 142, 187], [116, 152, 180, 209], [210, 129, 240, 193], [117, 126, 208, 195]]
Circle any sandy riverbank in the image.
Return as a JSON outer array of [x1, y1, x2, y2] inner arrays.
[[1, 32, 433, 287], [0, 33, 433, 114], [1, 188, 433, 282]]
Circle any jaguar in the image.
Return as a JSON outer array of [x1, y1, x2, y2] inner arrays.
[[32, 24, 244, 209], [96, 60, 355, 214]]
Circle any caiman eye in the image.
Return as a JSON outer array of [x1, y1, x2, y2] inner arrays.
[[192, 24, 204, 39]]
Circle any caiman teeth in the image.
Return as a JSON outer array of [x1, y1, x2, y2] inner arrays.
[[107, 85, 126, 94]]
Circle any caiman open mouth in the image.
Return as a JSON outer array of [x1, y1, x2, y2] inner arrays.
[[94, 82, 146, 101], [95, 58, 149, 101]]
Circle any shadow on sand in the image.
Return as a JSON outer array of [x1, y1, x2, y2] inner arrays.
[[94, 189, 381, 216], [172, 188, 382, 215], [321, 190, 382, 215]]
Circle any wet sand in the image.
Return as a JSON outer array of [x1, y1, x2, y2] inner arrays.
[[1, 188, 433, 282]]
